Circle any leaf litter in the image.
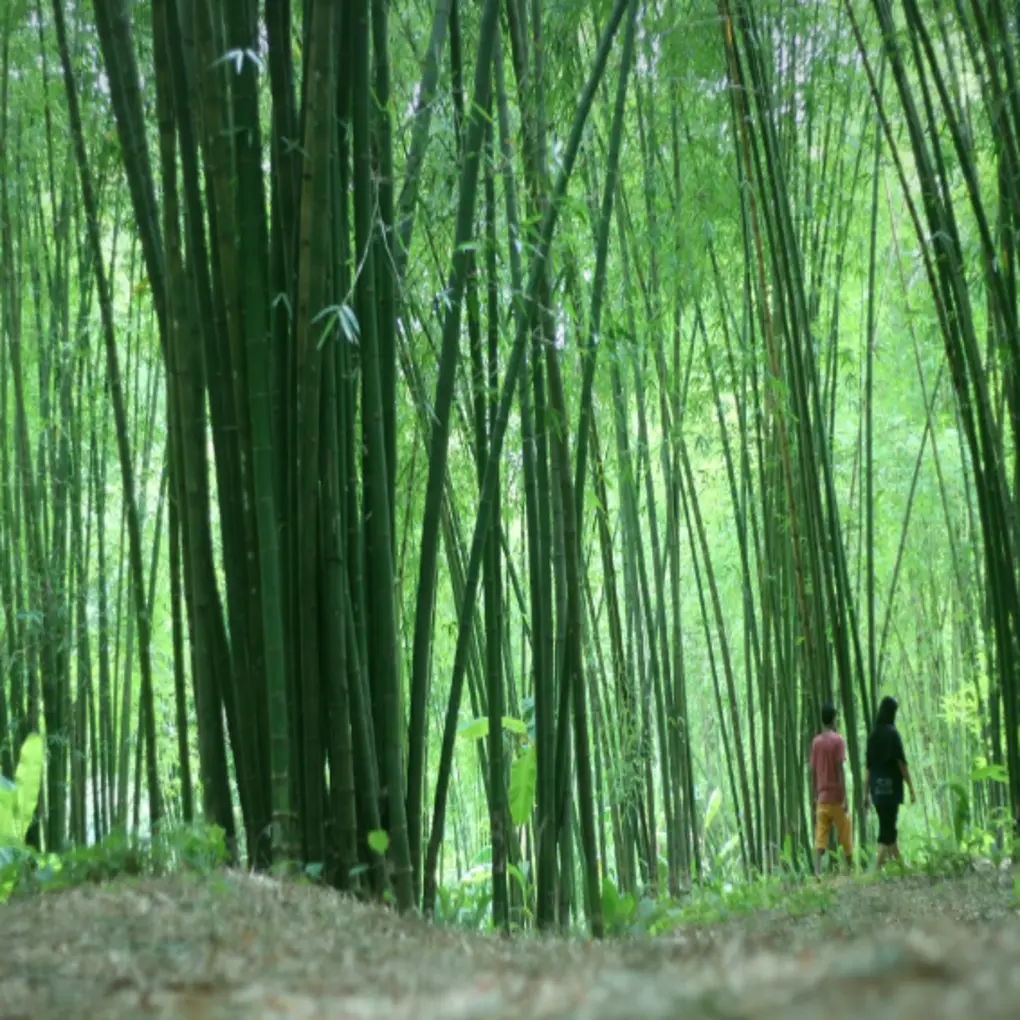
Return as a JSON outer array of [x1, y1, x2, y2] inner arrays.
[[1, 868, 1018, 1019]]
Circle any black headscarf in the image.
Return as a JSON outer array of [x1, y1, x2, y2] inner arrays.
[[874, 695, 898, 729]]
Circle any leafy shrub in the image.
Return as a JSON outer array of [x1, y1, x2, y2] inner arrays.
[[595, 869, 836, 937], [908, 763, 1012, 879], [0, 821, 229, 902], [0, 734, 44, 862], [432, 850, 532, 931]]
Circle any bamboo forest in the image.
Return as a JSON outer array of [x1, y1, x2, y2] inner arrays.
[[2, 0, 1020, 1015]]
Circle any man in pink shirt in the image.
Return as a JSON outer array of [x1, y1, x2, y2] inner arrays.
[[810, 701, 853, 876]]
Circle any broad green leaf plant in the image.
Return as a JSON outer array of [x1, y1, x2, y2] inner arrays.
[[0, 734, 44, 855]]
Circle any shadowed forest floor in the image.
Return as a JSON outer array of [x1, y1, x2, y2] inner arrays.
[[2, 868, 1019, 1019]]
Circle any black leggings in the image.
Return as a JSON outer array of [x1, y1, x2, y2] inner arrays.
[[874, 801, 899, 846]]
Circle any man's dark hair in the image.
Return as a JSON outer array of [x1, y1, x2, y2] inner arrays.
[[821, 702, 837, 727]]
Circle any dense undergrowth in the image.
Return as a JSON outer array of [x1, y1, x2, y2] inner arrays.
[[3, 818, 1013, 937], [3, 748, 1016, 933], [3, 730, 1015, 932]]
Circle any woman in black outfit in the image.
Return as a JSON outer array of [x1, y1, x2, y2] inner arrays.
[[863, 696, 917, 870]]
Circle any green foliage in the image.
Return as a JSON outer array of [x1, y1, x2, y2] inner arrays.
[[946, 780, 971, 846], [594, 872, 836, 937], [456, 712, 537, 830], [0, 734, 44, 855], [0, 822, 229, 902], [313, 302, 360, 349], [431, 850, 534, 931], [909, 762, 1012, 880], [508, 745, 537, 825], [600, 875, 637, 934], [367, 829, 390, 856], [456, 716, 529, 741], [433, 865, 495, 930], [913, 833, 977, 879], [703, 787, 722, 834]]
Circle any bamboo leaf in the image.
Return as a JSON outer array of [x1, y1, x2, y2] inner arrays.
[[457, 716, 528, 741], [509, 745, 537, 825], [704, 787, 722, 833], [506, 862, 527, 894], [0, 735, 44, 847], [367, 829, 390, 856], [457, 718, 490, 741], [971, 763, 1007, 784]]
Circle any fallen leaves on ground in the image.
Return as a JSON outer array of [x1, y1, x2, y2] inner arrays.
[[1, 868, 1018, 1019]]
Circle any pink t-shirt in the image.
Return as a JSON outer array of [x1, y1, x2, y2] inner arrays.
[[810, 730, 846, 804]]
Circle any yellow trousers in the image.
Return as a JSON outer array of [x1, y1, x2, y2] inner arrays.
[[814, 801, 853, 854]]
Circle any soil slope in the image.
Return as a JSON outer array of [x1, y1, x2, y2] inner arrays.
[[2, 869, 1018, 1019]]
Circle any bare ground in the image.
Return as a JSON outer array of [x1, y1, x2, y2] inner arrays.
[[2, 868, 1018, 1019]]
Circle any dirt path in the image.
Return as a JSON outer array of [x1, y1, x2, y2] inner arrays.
[[2, 869, 1018, 1019]]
